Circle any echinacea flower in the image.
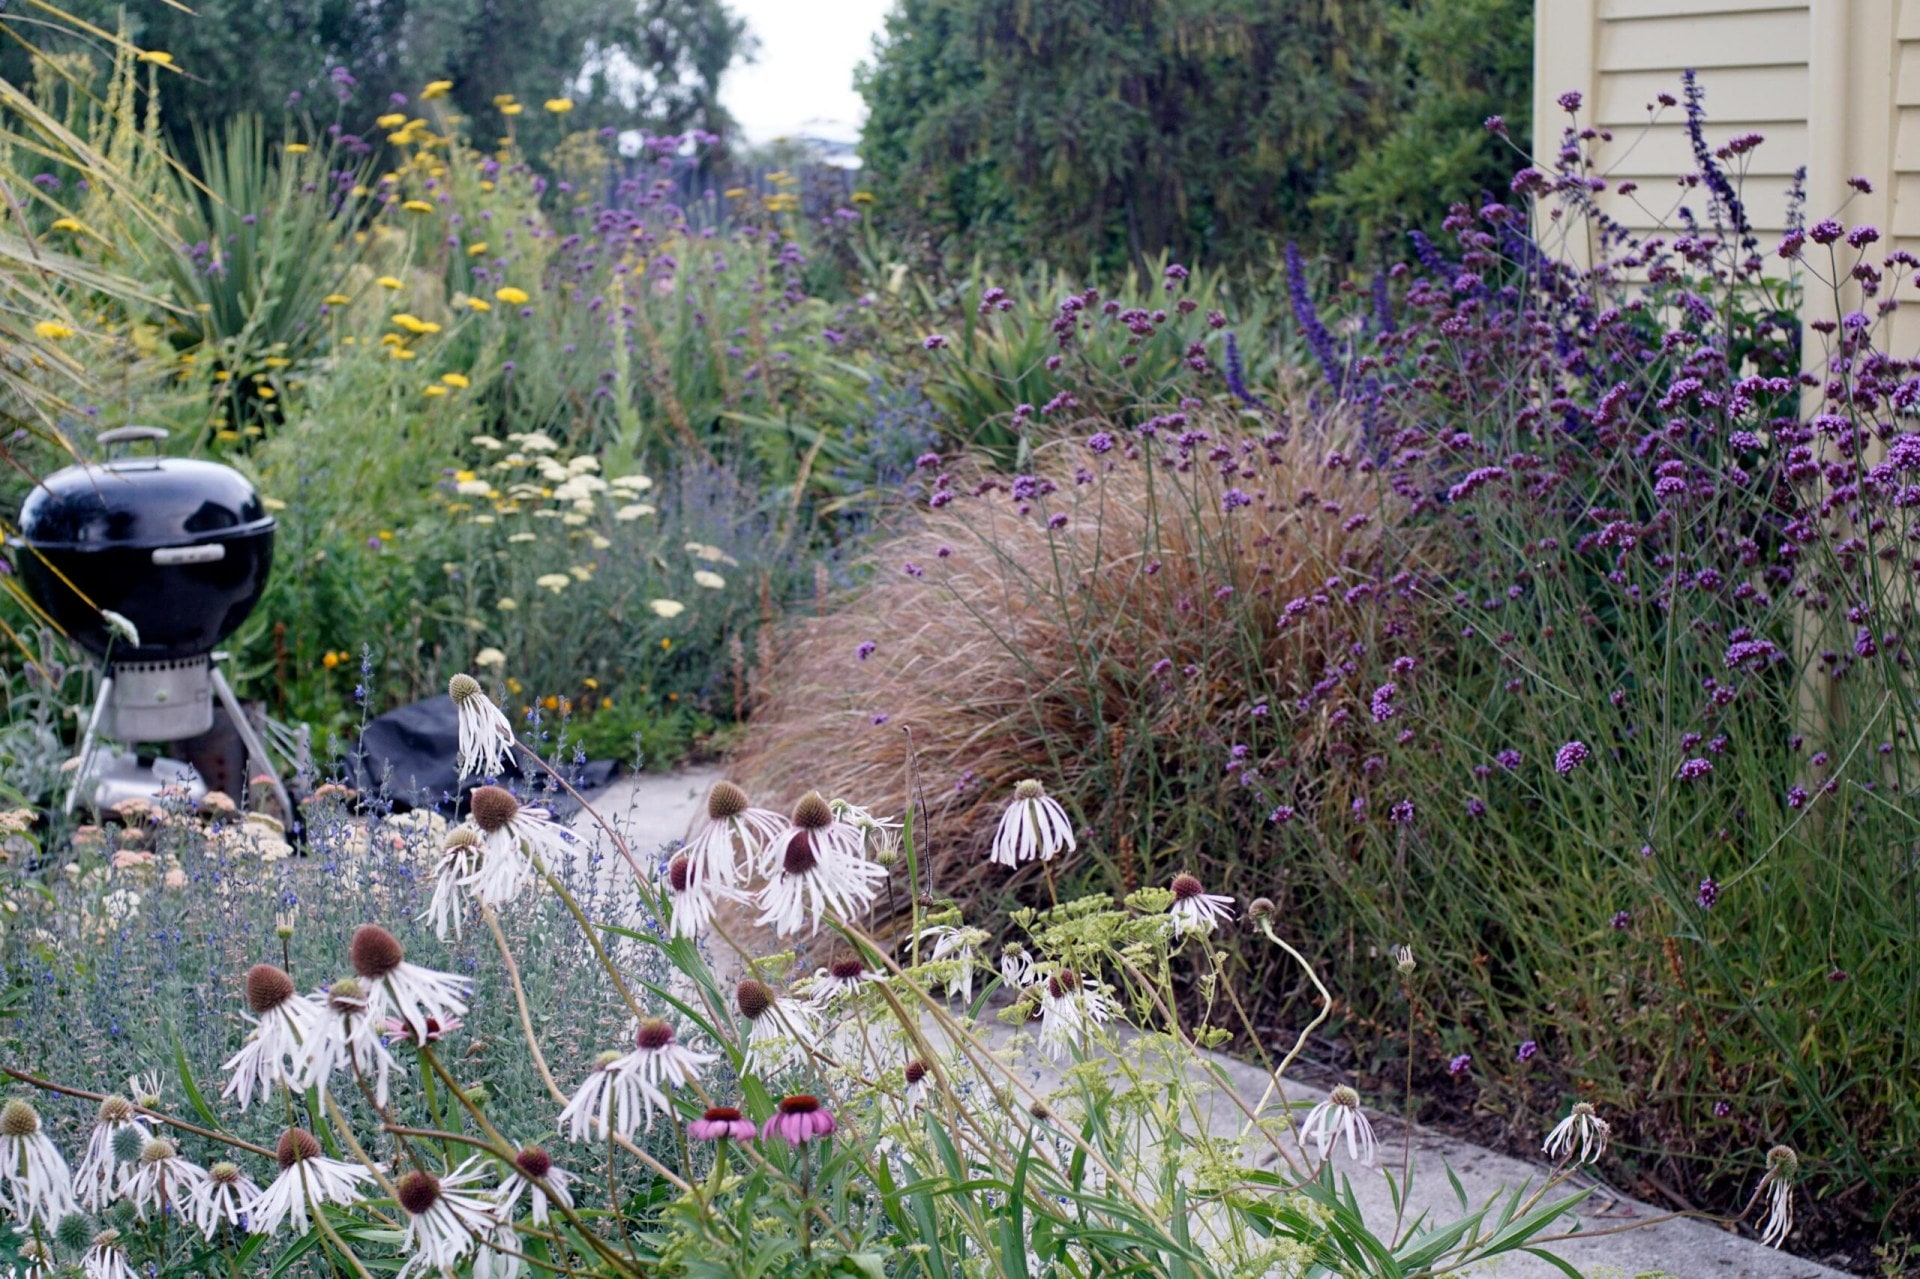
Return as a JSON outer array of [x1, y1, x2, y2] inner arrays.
[[494, 1146, 572, 1224], [663, 852, 743, 940], [222, 963, 321, 1111], [1167, 874, 1235, 935], [1037, 969, 1116, 1061], [464, 787, 571, 908], [348, 924, 470, 1045], [125, 1137, 210, 1220], [1301, 1085, 1378, 1166], [620, 1018, 715, 1111], [903, 1058, 932, 1108], [0, 1099, 78, 1227], [990, 780, 1076, 866], [1755, 1145, 1798, 1248], [189, 1160, 261, 1238], [293, 976, 397, 1105], [687, 1106, 757, 1141], [381, 1015, 462, 1047], [681, 781, 784, 887], [449, 674, 516, 778], [249, 1129, 374, 1236], [83, 1228, 138, 1279], [423, 826, 485, 940], [557, 1051, 656, 1143], [915, 924, 987, 1005], [762, 1095, 836, 1147], [735, 978, 819, 1076], [395, 1162, 500, 1278], [74, 1095, 149, 1212], [1542, 1102, 1610, 1164], [808, 954, 875, 1008], [755, 792, 886, 936]]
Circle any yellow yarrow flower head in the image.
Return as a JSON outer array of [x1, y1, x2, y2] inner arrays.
[[323, 293, 351, 305], [421, 80, 453, 100], [285, 143, 311, 154], [376, 112, 407, 130], [467, 242, 488, 256], [492, 93, 516, 107], [401, 199, 434, 214], [424, 385, 448, 397], [50, 217, 85, 233], [376, 276, 404, 290], [495, 286, 530, 306], [137, 50, 174, 65], [543, 98, 574, 114], [33, 321, 75, 341], [500, 104, 523, 116], [441, 372, 470, 388], [465, 298, 492, 312]]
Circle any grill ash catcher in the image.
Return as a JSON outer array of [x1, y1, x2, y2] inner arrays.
[[12, 426, 300, 819]]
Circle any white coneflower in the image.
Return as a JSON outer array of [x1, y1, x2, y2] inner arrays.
[[808, 954, 877, 1008], [13, 1235, 54, 1277], [1755, 1145, 1798, 1248], [989, 779, 1076, 866], [348, 925, 470, 1046], [222, 963, 322, 1112], [617, 1019, 715, 1120], [82, 1228, 138, 1279], [74, 1094, 149, 1213], [999, 944, 1035, 992], [494, 1146, 572, 1225], [471, 1214, 525, 1279], [829, 798, 902, 857], [903, 1058, 932, 1109], [756, 792, 887, 936], [449, 673, 517, 779], [0, 1098, 78, 1227], [249, 1128, 374, 1236], [735, 978, 819, 1076], [422, 826, 486, 941], [1167, 874, 1236, 936], [682, 780, 785, 887], [1542, 1102, 1610, 1165], [1036, 969, 1117, 1062], [915, 924, 986, 1005], [556, 1051, 655, 1144], [293, 976, 397, 1106], [463, 787, 570, 908], [125, 1073, 163, 1110], [1301, 1085, 1379, 1167], [395, 1162, 499, 1278], [125, 1137, 210, 1220], [663, 852, 742, 940], [189, 1160, 261, 1238]]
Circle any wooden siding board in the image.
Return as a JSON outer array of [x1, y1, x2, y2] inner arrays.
[[1590, 120, 1810, 176], [1596, 66, 1807, 124], [1597, 9, 1808, 71]]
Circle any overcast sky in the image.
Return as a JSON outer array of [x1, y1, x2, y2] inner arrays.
[[719, 0, 894, 146]]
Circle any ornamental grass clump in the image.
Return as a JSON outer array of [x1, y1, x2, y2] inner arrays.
[[3, 663, 1798, 1276]]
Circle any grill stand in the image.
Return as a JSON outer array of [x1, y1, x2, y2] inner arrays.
[[66, 655, 296, 824]]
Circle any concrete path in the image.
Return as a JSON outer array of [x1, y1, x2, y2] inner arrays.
[[571, 769, 1852, 1279]]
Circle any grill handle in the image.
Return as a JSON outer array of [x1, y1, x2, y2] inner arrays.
[[152, 543, 227, 566], [96, 425, 170, 455]]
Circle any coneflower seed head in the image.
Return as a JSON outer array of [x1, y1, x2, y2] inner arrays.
[[96, 1095, 134, 1124], [1014, 779, 1045, 801], [829, 955, 864, 981], [1, 1099, 40, 1137], [111, 1128, 144, 1163], [707, 780, 749, 821], [736, 978, 772, 1020], [634, 1018, 674, 1050], [348, 925, 404, 980], [592, 1050, 625, 1070], [327, 977, 366, 1009], [513, 1147, 552, 1179], [782, 830, 818, 876], [276, 1128, 321, 1168], [1170, 874, 1203, 899], [53, 1213, 91, 1252], [396, 1170, 440, 1215], [792, 791, 833, 830], [905, 1059, 928, 1085], [138, 1138, 175, 1165], [443, 826, 482, 852], [667, 854, 692, 893], [1047, 970, 1078, 1000], [702, 1105, 742, 1121], [89, 1227, 122, 1251], [1248, 897, 1277, 922], [245, 963, 296, 1014], [468, 785, 519, 833], [448, 673, 481, 704], [1766, 1145, 1799, 1178], [1330, 1084, 1360, 1108], [209, 1162, 242, 1185], [777, 1094, 820, 1114]]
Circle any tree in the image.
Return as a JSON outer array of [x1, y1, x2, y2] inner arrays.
[[3, 0, 752, 157], [856, 0, 1530, 269]]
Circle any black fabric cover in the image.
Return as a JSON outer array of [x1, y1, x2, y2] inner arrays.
[[351, 695, 617, 817]]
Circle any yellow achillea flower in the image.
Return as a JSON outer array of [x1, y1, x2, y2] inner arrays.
[[285, 143, 310, 154], [851, 191, 876, 204], [500, 104, 522, 116], [50, 217, 85, 233], [257, 386, 276, 399], [376, 276, 404, 290], [323, 293, 351, 305], [492, 93, 516, 107], [723, 187, 749, 199], [389, 347, 417, 360], [264, 356, 291, 368], [391, 314, 441, 335], [544, 98, 574, 113], [376, 112, 407, 130], [495, 286, 530, 305], [422, 80, 453, 100], [465, 298, 492, 312], [441, 372, 470, 388], [423, 385, 448, 397], [33, 321, 75, 341], [137, 50, 174, 65], [467, 242, 488, 256], [401, 200, 434, 213]]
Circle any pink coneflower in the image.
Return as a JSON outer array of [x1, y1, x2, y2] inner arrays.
[[1167, 874, 1235, 935], [735, 978, 819, 1075], [463, 786, 571, 907], [249, 1129, 374, 1236], [495, 1146, 572, 1225], [448, 673, 516, 779], [348, 925, 470, 1046], [422, 826, 485, 940], [381, 1014, 463, 1047], [74, 1094, 149, 1212], [0, 1099, 77, 1227], [688, 1106, 757, 1141], [294, 976, 397, 1105], [1037, 969, 1117, 1061], [682, 780, 785, 887], [762, 1095, 836, 1146], [394, 1161, 499, 1277], [1301, 1085, 1378, 1166], [663, 852, 742, 940], [222, 963, 321, 1112], [990, 779, 1075, 866], [755, 792, 885, 936], [1542, 1102, 1610, 1164]]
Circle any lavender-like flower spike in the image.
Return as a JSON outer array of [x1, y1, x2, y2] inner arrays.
[[1285, 241, 1347, 397], [1223, 333, 1270, 410]]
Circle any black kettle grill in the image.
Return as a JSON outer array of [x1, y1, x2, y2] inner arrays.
[[12, 426, 295, 817]]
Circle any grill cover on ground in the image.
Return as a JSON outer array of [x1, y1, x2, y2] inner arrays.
[[351, 695, 619, 817]]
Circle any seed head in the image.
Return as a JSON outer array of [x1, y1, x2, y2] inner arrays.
[[735, 978, 772, 1020], [245, 963, 296, 1014], [1394, 944, 1416, 976], [395, 1170, 440, 1216], [469, 785, 519, 833], [707, 780, 749, 821], [777, 1094, 820, 1114], [89, 1227, 123, 1251], [348, 925, 404, 980], [111, 1128, 144, 1163], [326, 977, 366, 1011], [96, 1095, 134, 1125], [666, 854, 692, 893], [513, 1147, 552, 1180], [1014, 779, 1045, 801], [1248, 897, 1277, 922], [701, 1105, 742, 1121], [1047, 970, 1079, 1000], [443, 826, 483, 853], [1, 1098, 41, 1137], [1329, 1084, 1360, 1109], [592, 1050, 624, 1071], [829, 955, 865, 981], [275, 1128, 322, 1169], [904, 1059, 928, 1085], [1170, 873, 1203, 900], [448, 673, 481, 704], [1766, 1145, 1799, 1180], [781, 831, 818, 876], [53, 1212, 92, 1252], [791, 791, 833, 830], [208, 1162, 242, 1186], [1028, 1100, 1051, 1120], [138, 1138, 175, 1165], [634, 1018, 675, 1050]]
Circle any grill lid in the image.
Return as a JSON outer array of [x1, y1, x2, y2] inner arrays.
[[18, 427, 271, 551]]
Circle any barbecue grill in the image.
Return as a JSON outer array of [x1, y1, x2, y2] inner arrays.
[[12, 426, 296, 817]]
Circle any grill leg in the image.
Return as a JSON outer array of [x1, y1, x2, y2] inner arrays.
[[65, 675, 114, 817], [210, 667, 294, 826]]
